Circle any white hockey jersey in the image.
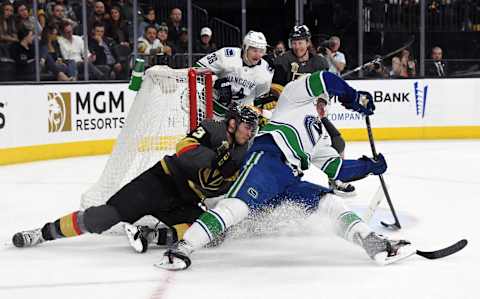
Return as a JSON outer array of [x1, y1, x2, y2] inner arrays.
[[257, 71, 342, 177], [196, 47, 274, 108]]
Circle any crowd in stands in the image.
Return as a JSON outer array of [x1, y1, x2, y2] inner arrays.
[[0, 0, 217, 81], [0, 0, 455, 82]]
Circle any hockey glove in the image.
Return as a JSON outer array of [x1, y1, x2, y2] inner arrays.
[[341, 91, 375, 116], [213, 78, 233, 106], [360, 153, 387, 175]]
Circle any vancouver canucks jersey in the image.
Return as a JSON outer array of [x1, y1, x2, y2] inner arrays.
[[257, 71, 355, 174], [196, 47, 274, 110]]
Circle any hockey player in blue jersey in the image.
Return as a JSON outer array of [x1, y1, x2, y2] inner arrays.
[[156, 70, 416, 270]]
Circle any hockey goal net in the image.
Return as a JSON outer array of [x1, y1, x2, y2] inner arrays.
[[81, 65, 213, 233]]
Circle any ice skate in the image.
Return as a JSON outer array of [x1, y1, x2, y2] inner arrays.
[[154, 240, 194, 270], [356, 232, 416, 265], [329, 179, 356, 197], [125, 223, 152, 253], [12, 228, 45, 248]]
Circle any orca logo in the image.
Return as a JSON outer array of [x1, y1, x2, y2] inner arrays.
[[414, 82, 428, 118], [304, 115, 322, 146], [0, 101, 5, 129]]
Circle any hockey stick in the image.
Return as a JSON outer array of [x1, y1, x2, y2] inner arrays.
[[365, 115, 402, 230], [416, 239, 468, 260], [342, 35, 415, 78]]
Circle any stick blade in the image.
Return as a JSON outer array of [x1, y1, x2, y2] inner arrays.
[[380, 221, 401, 230], [416, 239, 468, 260]]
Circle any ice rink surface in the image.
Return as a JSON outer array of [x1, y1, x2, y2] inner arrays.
[[1, 139, 478, 299]]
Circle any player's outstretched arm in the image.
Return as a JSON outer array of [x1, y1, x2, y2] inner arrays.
[[308, 71, 375, 116]]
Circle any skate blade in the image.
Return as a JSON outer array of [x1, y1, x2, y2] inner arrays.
[[154, 258, 188, 271], [374, 244, 417, 265]]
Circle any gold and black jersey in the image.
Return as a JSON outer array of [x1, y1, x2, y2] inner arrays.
[[161, 119, 248, 202]]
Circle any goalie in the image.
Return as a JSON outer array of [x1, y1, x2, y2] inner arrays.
[[195, 30, 274, 116], [12, 105, 260, 251], [158, 71, 416, 270]]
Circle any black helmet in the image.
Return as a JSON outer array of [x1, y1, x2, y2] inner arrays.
[[289, 25, 311, 41], [226, 103, 259, 130]]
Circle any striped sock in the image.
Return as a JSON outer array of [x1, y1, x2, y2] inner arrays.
[[41, 211, 88, 241]]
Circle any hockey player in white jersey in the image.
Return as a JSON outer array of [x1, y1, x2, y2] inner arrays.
[[195, 31, 274, 116], [157, 70, 417, 270]]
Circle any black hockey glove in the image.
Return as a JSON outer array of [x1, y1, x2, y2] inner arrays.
[[359, 153, 387, 175], [213, 78, 233, 106], [341, 91, 375, 116]]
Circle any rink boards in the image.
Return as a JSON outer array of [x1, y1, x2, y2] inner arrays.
[[1, 78, 480, 165]]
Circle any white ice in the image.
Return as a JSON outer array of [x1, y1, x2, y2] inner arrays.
[[1, 140, 478, 299]]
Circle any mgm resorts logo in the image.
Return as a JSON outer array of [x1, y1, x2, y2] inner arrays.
[[48, 90, 125, 133], [48, 92, 72, 132], [414, 81, 428, 118]]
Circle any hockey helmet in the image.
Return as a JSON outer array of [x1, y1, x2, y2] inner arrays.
[[289, 25, 311, 41], [242, 31, 268, 52], [226, 103, 260, 131]]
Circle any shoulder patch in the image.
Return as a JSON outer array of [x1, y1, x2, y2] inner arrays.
[[224, 48, 235, 57]]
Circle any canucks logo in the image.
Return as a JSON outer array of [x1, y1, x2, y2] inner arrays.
[[414, 82, 428, 118], [304, 115, 322, 146]]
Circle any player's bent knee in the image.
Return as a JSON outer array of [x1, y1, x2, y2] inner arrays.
[[213, 197, 249, 227], [319, 194, 349, 220], [83, 205, 122, 234]]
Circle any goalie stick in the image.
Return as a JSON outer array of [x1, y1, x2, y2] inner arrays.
[[342, 35, 415, 78]]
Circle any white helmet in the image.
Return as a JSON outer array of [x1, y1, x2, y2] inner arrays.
[[242, 31, 267, 52]]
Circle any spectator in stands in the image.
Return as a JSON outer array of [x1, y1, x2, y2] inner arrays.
[[399, 49, 416, 78], [49, 3, 77, 31], [16, 3, 42, 33], [46, 0, 77, 25], [137, 6, 159, 38], [116, 0, 133, 21], [389, 56, 402, 78], [89, 22, 125, 79], [105, 5, 129, 47], [273, 40, 286, 58], [325, 36, 346, 75], [39, 24, 75, 81], [426, 46, 447, 77], [58, 22, 107, 80], [194, 26, 216, 54], [137, 25, 162, 66], [10, 26, 35, 80], [174, 27, 188, 54], [364, 55, 388, 79], [37, 9, 47, 31], [0, 2, 18, 45], [88, 1, 109, 32], [166, 7, 183, 43], [157, 23, 173, 56]]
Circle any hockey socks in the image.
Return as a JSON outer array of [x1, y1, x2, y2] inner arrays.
[[183, 198, 249, 251], [41, 211, 88, 241]]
